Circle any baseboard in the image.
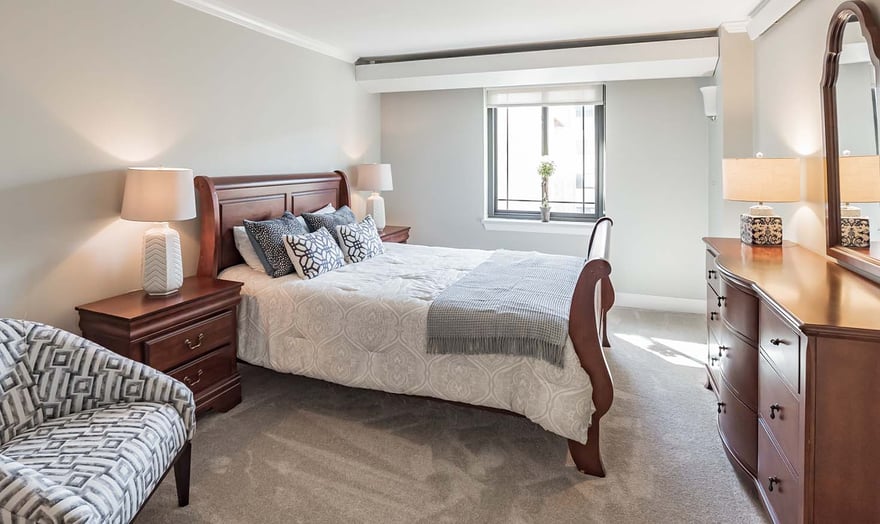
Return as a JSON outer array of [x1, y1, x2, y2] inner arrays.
[[614, 293, 705, 314]]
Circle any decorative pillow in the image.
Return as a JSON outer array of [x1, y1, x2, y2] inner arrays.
[[336, 215, 385, 263], [0, 322, 43, 445], [233, 226, 266, 273], [283, 228, 346, 280], [302, 206, 356, 243], [314, 204, 336, 214], [244, 212, 309, 277]]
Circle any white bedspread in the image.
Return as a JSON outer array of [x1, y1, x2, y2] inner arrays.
[[220, 243, 594, 443]]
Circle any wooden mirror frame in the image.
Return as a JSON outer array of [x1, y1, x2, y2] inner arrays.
[[822, 0, 880, 278]]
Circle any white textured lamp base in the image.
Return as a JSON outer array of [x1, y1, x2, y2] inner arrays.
[[366, 192, 386, 230], [142, 222, 184, 297]]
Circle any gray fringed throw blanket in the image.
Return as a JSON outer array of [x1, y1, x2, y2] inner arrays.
[[426, 250, 584, 367]]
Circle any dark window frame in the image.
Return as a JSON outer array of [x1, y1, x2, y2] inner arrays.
[[487, 101, 605, 222]]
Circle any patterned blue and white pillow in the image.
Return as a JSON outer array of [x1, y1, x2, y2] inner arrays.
[[244, 212, 308, 278], [302, 206, 356, 244], [336, 215, 385, 264], [283, 228, 346, 280]]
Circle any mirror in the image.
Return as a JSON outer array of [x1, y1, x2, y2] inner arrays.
[[823, 1, 880, 277]]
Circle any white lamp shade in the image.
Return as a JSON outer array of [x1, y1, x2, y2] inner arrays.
[[700, 86, 718, 119], [840, 155, 880, 203], [121, 167, 196, 222], [722, 158, 801, 203], [356, 164, 393, 192]]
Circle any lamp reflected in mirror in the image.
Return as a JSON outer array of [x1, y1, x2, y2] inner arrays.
[[839, 153, 880, 248]]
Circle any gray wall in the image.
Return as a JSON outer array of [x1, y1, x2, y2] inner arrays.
[[381, 78, 709, 303], [0, 0, 380, 331]]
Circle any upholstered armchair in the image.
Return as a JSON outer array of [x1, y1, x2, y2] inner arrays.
[[0, 319, 195, 523]]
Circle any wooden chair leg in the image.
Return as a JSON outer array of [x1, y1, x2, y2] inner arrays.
[[174, 441, 192, 507]]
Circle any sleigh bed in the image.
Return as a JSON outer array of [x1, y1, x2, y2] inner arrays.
[[194, 171, 615, 476]]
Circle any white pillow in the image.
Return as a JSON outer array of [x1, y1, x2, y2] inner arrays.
[[315, 204, 336, 214], [233, 226, 266, 273], [336, 215, 385, 264], [283, 228, 346, 280]]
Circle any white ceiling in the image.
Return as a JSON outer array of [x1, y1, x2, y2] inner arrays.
[[177, 0, 765, 61]]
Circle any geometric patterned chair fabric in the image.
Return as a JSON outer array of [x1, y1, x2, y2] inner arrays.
[[0, 319, 195, 523]]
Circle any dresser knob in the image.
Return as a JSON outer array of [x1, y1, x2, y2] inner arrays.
[[768, 476, 780, 492], [708, 269, 717, 279], [717, 402, 725, 414], [710, 356, 719, 365], [710, 312, 718, 321], [718, 345, 728, 357], [769, 338, 788, 346], [717, 296, 726, 308], [184, 333, 205, 351], [769, 403, 781, 420]]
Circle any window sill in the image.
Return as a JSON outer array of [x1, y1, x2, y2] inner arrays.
[[481, 218, 595, 236]]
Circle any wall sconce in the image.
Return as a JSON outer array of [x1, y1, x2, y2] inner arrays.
[[700, 86, 718, 120]]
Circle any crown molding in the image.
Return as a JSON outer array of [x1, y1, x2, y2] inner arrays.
[[172, 0, 357, 63], [746, 0, 803, 39], [720, 20, 750, 34]]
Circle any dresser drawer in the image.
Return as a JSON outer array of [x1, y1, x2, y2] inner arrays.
[[758, 302, 801, 394], [707, 285, 722, 348], [706, 250, 721, 294], [170, 345, 237, 396], [759, 352, 801, 474], [720, 327, 758, 411], [720, 278, 758, 343], [717, 376, 757, 475], [758, 421, 800, 524], [145, 312, 235, 371]]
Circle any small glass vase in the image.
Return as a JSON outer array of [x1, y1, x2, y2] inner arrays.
[[540, 206, 551, 222]]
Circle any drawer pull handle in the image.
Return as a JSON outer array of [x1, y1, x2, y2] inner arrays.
[[769, 403, 781, 420], [183, 369, 204, 388], [710, 312, 718, 321], [768, 476, 780, 492], [710, 356, 719, 365], [717, 296, 726, 308], [707, 269, 717, 279], [718, 345, 728, 357], [769, 338, 788, 346], [184, 333, 205, 351], [717, 401, 725, 414]]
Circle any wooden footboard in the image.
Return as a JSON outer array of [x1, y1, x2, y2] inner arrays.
[[567, 217, 615, 476]]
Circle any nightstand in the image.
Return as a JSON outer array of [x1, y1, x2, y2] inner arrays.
[[380, 225, 411, 244], [76, 277, 243, 415]]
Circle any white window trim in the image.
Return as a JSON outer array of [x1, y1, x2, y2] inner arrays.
[[481, 217, 595, 236]]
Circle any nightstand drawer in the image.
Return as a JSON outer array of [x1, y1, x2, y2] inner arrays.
[[759, 352, 801, 474], [145, 312, 235, 370], [758, 302, 801, 394], [170, 345, 237, 396]]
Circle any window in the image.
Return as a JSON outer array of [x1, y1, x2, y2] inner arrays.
[[487, 84, 605, 221]]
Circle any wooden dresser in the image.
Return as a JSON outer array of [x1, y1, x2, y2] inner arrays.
[[704, 237, 880, 523]]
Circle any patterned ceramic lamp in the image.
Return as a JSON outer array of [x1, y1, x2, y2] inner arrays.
[[839, 155, 880, 248], [121, 168, 196, 296], [356, 163, 393, 230], [722, 156, 800, 246]]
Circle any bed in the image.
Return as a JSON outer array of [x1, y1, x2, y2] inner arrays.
[[194, 171, 615, 476]]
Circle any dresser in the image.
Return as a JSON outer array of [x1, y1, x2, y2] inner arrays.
[[76, 277, 243, 415], [703, 238, 880, 523]]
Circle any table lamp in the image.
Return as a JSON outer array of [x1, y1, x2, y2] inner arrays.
[[121, 167, 196, 296], [839, 154, 880, 247], [722, 155, 800, 245], [356, 163, 393, 230]]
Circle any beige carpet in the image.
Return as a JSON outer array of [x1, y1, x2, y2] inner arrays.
[[138, 308, 767, 523]]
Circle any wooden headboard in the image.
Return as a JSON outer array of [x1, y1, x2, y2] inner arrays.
[[194, 171, 351, 277]]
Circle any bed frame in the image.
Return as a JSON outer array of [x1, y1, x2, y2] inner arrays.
[[194, 171, 615, 477]]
